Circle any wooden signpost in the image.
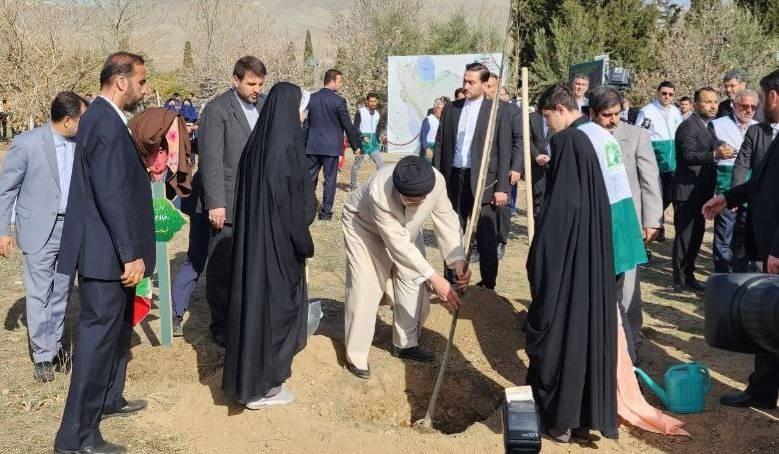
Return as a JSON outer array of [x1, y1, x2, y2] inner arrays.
[[149, 182, 187, 346]]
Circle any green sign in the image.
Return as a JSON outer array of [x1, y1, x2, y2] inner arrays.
[[153, 198, 187, 242]]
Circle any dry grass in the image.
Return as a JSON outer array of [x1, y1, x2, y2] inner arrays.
[[0, 146, 776, 453]]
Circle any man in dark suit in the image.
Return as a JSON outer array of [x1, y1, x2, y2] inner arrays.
[[528, 111, 551, 217], [197, 56, 266, 345], [485, 73, 522, 259], [54, 52, 154, 454], [306, 69, 361, 221], [717, 70, 765, 122], [703, 68, 779, 411], [733, 122, 776, 186], [433, 62, 511, 290], [672, 87, 735, 292]]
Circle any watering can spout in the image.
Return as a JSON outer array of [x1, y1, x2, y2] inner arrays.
[[634, 367, 670, 407]]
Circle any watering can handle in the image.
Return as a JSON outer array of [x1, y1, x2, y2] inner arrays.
[[699, 364, 712, 393]]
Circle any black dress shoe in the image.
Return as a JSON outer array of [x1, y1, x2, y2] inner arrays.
[[54, 440, 127, 454], [102, 399, 148, 419], [476, 281, 495, 291], [346, 363, 370, 379], [318, 214, 332, 221], [392, 346, 435, 363], [172, 317, 183, 337], [720, 392, 777, 410], [684, 279, 706, 292], [34, 361, 54, 382]]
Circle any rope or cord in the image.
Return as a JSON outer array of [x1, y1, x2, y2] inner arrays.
[[385, 133, 420, 147]]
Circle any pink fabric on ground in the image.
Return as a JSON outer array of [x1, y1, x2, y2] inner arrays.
[[616, 314, 691, 437]]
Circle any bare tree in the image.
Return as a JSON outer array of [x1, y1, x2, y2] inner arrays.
[[0, 0, 100, 129]]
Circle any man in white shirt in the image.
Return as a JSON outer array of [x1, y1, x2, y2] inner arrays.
[[571, 74, 590, 114], [432, 63, 512, 291], [710, 89, 759, 273]]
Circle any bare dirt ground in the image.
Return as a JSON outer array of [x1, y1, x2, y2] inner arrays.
[[0, 145, 776, 453]]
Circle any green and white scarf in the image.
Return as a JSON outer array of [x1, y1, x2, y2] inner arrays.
[[579, 122, 648, 275]]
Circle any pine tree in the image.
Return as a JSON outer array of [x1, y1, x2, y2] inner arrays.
[[735, 0, 779, 36], [183, 41, 193, 69], [303, 30, 315, 65]]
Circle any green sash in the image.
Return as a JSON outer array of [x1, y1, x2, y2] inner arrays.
[[651, 139, 676, 173]]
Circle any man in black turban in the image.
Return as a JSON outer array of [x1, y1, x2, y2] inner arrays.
[[341, 156, 471, 378]]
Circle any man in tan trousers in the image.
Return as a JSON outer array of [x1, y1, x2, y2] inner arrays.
[[342, 156, 471, 379]]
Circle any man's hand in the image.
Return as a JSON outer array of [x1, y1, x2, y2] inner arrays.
[[121, 259, 145, 287], [428, 273, 461, 313], [452, 260, 472, 291], [362, 136, 370, 143], [702, 195, 727, 220], [209, 207, 226, 230], [509, 170, 521, 185], [0, 236, 15, 258], [643, 227, 659, 244], [535, 154, 550, 166], [492, 192, 508, 207], [767, 255, 779, 274], [715, 144, 735, 160]]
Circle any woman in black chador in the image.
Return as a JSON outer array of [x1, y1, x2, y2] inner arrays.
[[222, 82, 315, 409]]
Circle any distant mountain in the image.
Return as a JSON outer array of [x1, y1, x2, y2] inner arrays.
[[148, 0, 509, 70]]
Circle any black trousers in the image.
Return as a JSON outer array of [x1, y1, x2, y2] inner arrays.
[[206, 224, 233, 337], [497, 205, 511, 245], [447, 168, 499, 288], [307, 154, 339, 218], [658, 171, 674, 235], [672, 200, 706, 283], [55, 277, 133, 450]]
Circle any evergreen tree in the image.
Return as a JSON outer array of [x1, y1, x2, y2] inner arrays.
[[183, 40, 193, 69], [424, 9, 499, 55], [304, 30, 315, 65], [735, 0, 779, 36]]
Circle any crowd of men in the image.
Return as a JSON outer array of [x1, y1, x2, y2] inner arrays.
[[0, 48, 777, 452]]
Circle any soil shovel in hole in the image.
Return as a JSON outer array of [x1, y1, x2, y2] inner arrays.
[[413, 44, 506, 432]]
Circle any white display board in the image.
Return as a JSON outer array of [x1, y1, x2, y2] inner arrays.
[[386, 53, 504, 154]]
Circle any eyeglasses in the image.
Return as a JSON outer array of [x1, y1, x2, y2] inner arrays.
[[738, 104, 757, 111], [660, 91, 675, 97]]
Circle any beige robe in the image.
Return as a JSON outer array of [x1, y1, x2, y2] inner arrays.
[[342, 165, 464, 370]]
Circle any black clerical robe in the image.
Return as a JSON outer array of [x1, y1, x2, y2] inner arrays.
[[525, 120, 618, 438]]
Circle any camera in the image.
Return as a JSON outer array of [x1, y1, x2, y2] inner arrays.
[[704, 273, 779, 355]]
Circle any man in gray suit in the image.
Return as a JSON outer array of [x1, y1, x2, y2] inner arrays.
[[589, 87, 663, 361], [0, 92, 88, 381], [197, 56, 266, 346]]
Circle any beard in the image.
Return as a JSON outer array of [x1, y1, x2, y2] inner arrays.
[[123, 85, 144, 112]]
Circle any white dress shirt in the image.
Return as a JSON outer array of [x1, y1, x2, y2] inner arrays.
[[454, 95, 484, 169], [99, 95, 128, 125], [51, 127, 75, 214]]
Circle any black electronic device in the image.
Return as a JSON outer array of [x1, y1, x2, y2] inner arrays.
[[502, 387, 541, 454], [705, 273, 779, 355]]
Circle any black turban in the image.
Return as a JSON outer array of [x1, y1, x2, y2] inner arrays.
[[392, 155, 435, 197]]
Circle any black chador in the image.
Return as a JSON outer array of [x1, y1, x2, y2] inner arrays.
[[222, 82, 316, 405], [524, 122, 618, 439]]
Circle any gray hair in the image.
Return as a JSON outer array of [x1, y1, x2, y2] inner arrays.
[[734, 89, 759, 104], [723, 70, 746, 83], [433, 98, 445, 108]]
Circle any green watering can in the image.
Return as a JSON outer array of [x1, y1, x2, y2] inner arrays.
[[634, 362, 712, 414]]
